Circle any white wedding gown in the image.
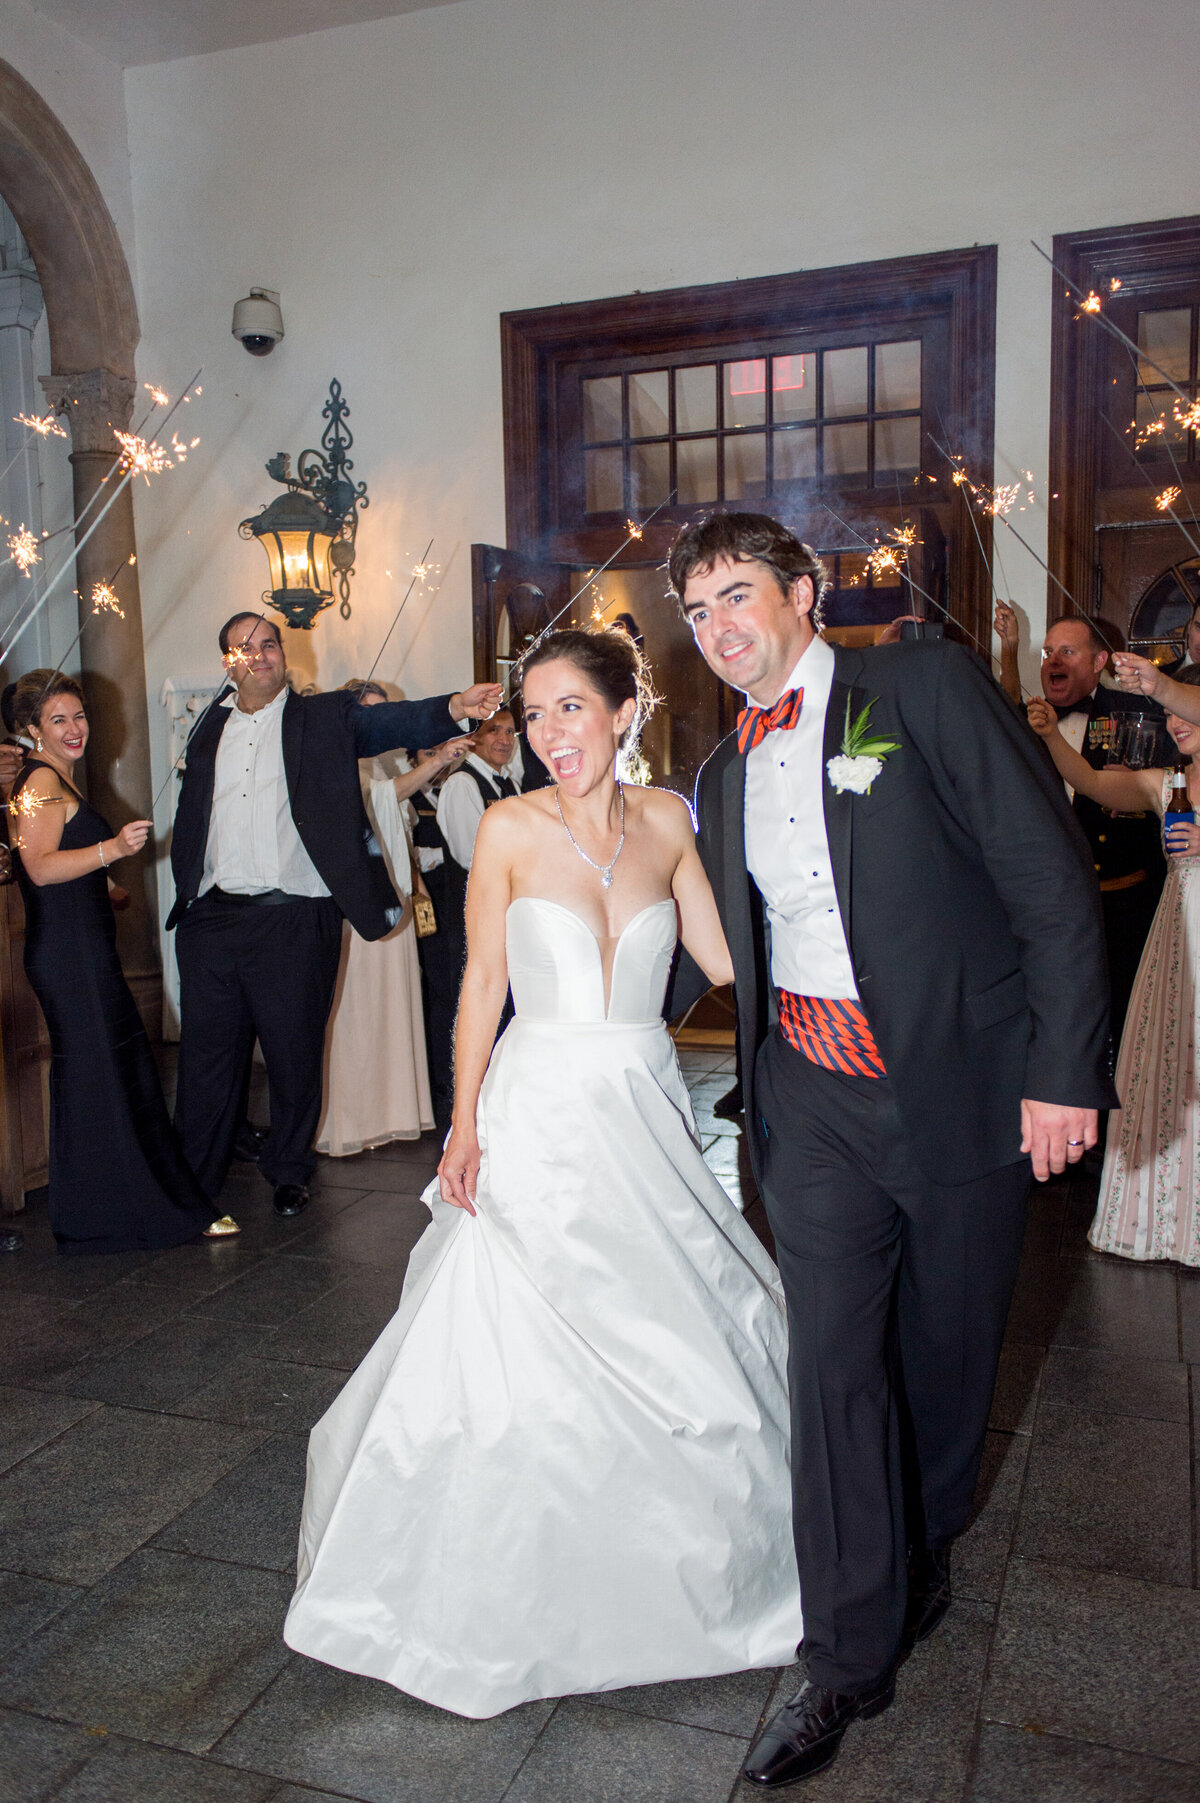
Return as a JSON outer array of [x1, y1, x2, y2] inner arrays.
[[284, 896, 804, 1717]]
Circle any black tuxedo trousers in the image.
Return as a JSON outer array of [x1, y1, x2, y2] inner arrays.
[[174, 890, 342, 1196], [756, 1033, 1028, 1692]]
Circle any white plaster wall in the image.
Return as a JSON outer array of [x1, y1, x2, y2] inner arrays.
[[123, 0, 1200, 794], [0, 0, 136, 278]]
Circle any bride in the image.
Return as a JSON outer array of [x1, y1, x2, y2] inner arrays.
[[284, 626, 803, 1718]]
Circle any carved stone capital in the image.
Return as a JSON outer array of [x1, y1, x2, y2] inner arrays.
[[41, 368, 135, 454]]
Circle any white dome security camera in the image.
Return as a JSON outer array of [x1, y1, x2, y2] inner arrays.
[[232, 288, 284, 356]]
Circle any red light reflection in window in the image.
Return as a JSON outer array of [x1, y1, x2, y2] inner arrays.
[[727, 360, 766, 395], [772, 355, 807, 392]]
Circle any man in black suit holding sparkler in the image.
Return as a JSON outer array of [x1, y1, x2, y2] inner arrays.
[[167, 611, 499, 1217]]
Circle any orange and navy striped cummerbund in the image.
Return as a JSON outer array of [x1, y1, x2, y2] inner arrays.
[[777, 991, 887, 1079]]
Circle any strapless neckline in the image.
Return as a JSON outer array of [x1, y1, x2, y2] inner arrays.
[[507, 896, 675, 948], [505, 897, 677, 1023]]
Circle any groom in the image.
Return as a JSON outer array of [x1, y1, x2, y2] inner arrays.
[[668, 512, 1115, 1788]]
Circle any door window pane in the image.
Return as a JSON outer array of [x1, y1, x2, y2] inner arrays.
[[772, 352, 816, 421], [874, 415, 921, 479], [725, 432, 766, 500], [582, 376, 622, 443], [585, 447, 623, 513], [1137, 309, 1191, 386], [675, 364, 717, 433], [676, 437, 718, 504], [823, 346, 869, 418], [823, 421, 870, 481], [725, 360, 767, 428], [628, 370, 670, 439], [772, 427, 817, 484], [630, 440, 670, 508], [875, 340, 921, 412]]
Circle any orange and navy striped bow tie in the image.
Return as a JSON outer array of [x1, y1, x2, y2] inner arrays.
[[736, 687, 804, 756]]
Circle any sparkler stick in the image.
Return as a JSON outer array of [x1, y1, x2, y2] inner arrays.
[[817, 500, 996, 667], [1031, 241, 1197, 412], [530, 492, 678, 651], [1099, 413, 1200, 563], [363, 539, 436, 688], [0, 369, 202, 662], [0, 409, 69, 494]]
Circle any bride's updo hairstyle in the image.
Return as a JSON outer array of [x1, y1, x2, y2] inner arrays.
[[517, 626, 658, 782], [10, 669, 84, 739]]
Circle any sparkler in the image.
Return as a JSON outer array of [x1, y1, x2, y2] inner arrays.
[[1081, 291, 1102, 314], [363, 539, 437, 688], [1099, 414, 1200, 563], [1032, 241, 1197, 412], [530, 492, 678, 652], [14, 411, 67, 440], [0, 368, 203, 663], [6, 525, 39, 576], [1156, 486, 1182, 513], [3, 785, 62, 852]]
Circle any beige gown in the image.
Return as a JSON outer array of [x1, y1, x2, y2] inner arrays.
[[317, 768, 434, 1155]]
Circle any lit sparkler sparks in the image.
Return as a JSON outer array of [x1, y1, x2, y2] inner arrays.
[[861, 523, 919, 582], [90, 581, 124, 617], [625, 519, 644, 540], [1156, 486, 1182, 513], [1110, 278, 1123, 293], [114, 430, 173, 481], [143, 382, 170, 407], [1080, 291, 1102, 314], [14, 411, 67, 439], [7, 524, 40, 575]]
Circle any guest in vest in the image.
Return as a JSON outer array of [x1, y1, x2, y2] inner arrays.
[[408, 743, 469, 1137], [436, 707, 519, 870]]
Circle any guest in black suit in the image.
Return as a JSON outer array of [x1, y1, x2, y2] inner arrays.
[[167, 611, 500, 1217], [996, 601, 1166, 1041], [668, 514, 1115, 1789]]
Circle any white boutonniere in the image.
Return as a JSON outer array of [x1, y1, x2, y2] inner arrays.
[[826, 698, 901, 796]]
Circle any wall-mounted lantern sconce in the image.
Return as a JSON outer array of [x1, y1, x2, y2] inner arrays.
[[239, 378, 369, 629]]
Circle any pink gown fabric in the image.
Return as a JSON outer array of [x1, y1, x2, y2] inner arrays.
[[1091, 772, 1200, 1266]]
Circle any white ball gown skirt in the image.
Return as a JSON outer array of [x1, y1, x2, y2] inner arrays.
[[285, 897, 804, 1717]]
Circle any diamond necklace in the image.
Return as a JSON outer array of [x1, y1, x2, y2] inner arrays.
[[555, 782, 625, 889]]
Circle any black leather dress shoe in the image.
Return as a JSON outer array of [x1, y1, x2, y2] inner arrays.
[[740, 1675, 895, 1787], [903, 1544, 952, 1650], [711, 1082, 744, 1120], [233, 1123, 268, 1163], [272, 1184, 310, 1218]]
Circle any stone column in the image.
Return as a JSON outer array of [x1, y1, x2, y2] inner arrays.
[[42, 367, 162, 1030], [0, 206, 53, 668]]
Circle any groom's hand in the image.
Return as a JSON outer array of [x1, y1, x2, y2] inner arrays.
[[1020, 1099, 1098, 1181]]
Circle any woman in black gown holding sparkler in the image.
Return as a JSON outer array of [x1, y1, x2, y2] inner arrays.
[[8, 671, 236, 1254]]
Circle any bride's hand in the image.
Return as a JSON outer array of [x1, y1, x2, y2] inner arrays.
[[438, 1125, 480, 1216]]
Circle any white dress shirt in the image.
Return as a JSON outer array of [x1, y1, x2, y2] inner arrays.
[[436, 755, 513, 871], [200, 687, 329, 898], [743, 634, 858, 1000]]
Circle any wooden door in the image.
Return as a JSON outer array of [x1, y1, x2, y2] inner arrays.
[[0, 879, 50, 1215]]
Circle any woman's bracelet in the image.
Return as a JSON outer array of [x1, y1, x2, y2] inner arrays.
[[98, 841, 109, 869]]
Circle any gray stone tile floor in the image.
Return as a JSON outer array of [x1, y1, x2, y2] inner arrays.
[[0, 1046, 1197, 1801]]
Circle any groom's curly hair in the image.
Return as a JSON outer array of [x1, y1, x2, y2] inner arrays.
[[667, 512, 828, 629]]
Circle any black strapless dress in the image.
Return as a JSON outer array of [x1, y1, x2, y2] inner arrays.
[[13, 761, 214, 1254]]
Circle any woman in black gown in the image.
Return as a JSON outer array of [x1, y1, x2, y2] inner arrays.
[[8, 670, 238, 1254]]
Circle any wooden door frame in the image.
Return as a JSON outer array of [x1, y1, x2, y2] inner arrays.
[[1048, 214, 1200, 626], [500, 247, 997, 642]]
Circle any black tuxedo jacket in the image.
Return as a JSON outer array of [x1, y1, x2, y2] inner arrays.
[[167, 686, 461, 940], [673, 640, 1118, 1187]]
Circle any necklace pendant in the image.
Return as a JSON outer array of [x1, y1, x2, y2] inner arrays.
[[601, 870, 613, 889]]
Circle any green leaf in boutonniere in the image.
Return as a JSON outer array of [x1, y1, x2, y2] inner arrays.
[[827, 698, 901, 796]]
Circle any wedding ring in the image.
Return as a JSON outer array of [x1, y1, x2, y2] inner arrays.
[[1066, 1139, 1084, 1146]]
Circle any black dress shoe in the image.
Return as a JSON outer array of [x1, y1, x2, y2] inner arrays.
[[712, 1082, 744, 1120], [903, 1544, 952, 1650], [741, 1675, 895, 1787], [233, 1123, 268, 1163], [272, 1184, 310, 1218], [0, 1227, 23, 1252]]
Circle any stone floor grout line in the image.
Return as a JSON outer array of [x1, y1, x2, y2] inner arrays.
[[495, 1696, 563, 1802]]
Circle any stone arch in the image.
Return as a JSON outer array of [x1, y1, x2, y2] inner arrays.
[[0, 57, 137, 379], [0, 57, 161, 1020]]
